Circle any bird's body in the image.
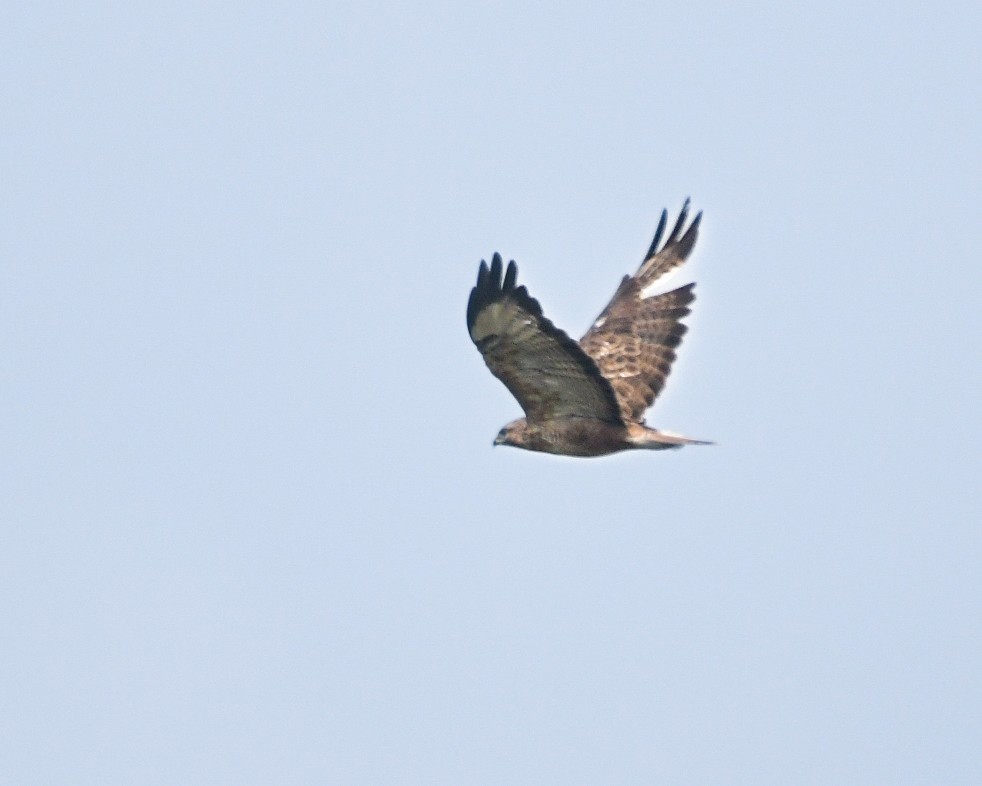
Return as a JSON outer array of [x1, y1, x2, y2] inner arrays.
[[493, 417, 706, 457], [467, 199, 710, 457]]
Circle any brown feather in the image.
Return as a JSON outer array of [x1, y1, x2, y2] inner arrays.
[[579, 203, 701, 423], [467, 254, 622, 424]]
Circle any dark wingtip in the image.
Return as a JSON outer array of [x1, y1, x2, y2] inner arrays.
[[488, 254, 503, 287], [468, 258, 493, 331], [646, 209, 669, 259], [646, 199, 700, 258], [665, 199, 690, 246], [503, 260, 517, 291], [676, 210, 702, 257], [468, 255, 521, 331]]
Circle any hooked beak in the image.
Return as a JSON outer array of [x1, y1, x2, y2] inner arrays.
[[493, 434, 505, 446]]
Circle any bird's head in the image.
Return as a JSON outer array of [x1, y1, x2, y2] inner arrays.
[[493, 418, 529, 448]]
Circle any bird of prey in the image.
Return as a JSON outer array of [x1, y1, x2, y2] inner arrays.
[[467, 199, 711, 457]]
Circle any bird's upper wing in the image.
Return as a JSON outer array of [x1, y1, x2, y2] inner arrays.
[[579, 200, 701, 424], [468, 254, 622, 424]]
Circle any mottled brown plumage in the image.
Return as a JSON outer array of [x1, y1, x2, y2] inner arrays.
[[467, 200, 711, 457]]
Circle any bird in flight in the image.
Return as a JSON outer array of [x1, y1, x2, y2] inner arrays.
[[467, 199, 711, 457]]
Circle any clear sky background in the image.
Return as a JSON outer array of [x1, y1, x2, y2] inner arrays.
[[3, 2, 981, 783]]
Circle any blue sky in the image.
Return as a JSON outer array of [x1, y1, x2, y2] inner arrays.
[[3, 2, 981, 783]]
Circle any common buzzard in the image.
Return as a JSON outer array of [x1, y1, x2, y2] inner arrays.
[[467, 200, 711, 457]]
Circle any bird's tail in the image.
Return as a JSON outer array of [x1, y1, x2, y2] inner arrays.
[[627, 424, 714, 450]]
